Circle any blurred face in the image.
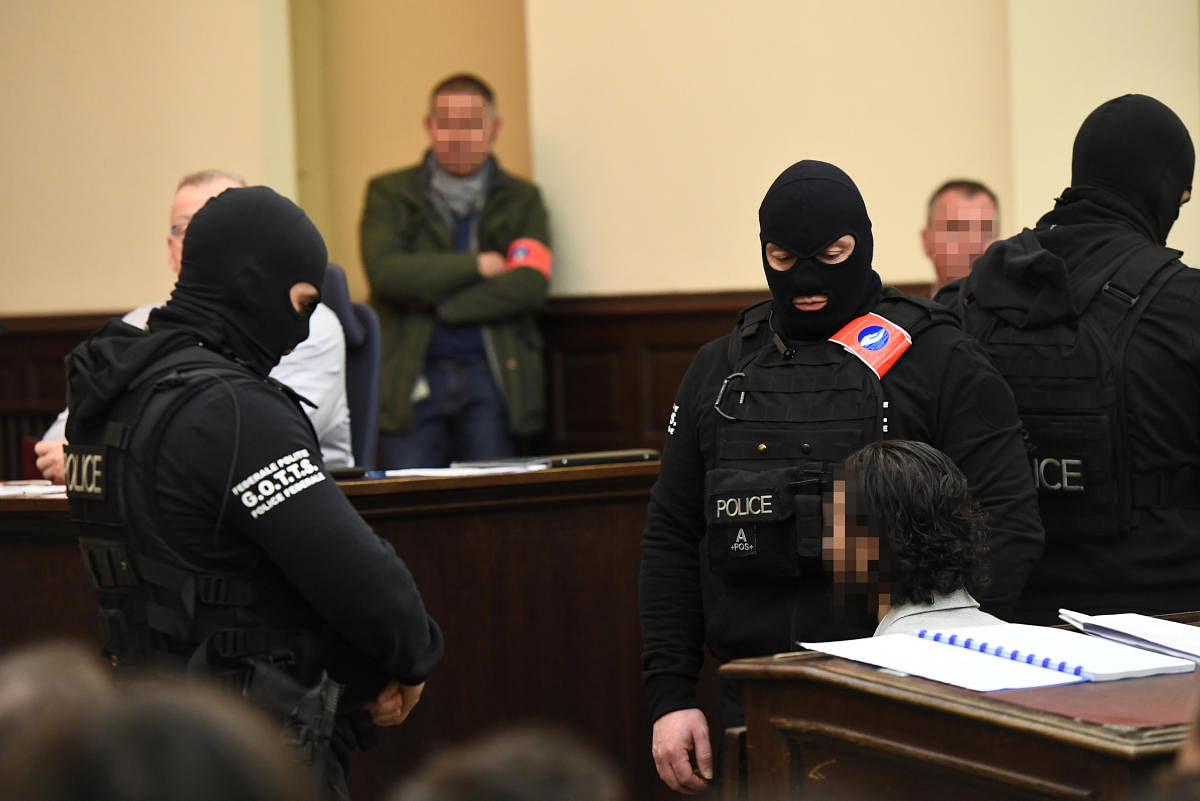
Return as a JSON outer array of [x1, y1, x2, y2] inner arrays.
[[167, 178, 242, 275], [823, 479, 890, 617], [921, 188, 998, 288], [424, 90, 501, 177]]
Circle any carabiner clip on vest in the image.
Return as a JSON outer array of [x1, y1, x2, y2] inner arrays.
[[714, 372, 747, 421]]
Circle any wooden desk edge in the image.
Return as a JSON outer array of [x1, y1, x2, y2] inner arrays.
[[338, 460, 660, 496], [721, 653, 1189, 758], [0, 460, 661, 526]]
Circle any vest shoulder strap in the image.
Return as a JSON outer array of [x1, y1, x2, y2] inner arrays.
[[874, 289, 959, 338], [1086, 242, 1184, 333], [727, 299, 775, 368]]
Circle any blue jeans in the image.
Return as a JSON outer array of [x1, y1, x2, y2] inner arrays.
[[377, 360, 515, 468]]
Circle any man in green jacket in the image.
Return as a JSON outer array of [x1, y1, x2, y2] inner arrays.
[[361, 74, 552, 468]]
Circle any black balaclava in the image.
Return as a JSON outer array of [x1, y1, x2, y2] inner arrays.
[[148, 186, 328, 376], [759, 160, 882, 341], [1070, 94, 1194, 244]]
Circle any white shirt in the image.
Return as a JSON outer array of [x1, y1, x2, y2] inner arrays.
[[873, 588, 1005, 637], [44, 302, 354, 468]]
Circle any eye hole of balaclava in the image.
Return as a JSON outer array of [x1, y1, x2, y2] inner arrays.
[[758, 160, 881, 341]]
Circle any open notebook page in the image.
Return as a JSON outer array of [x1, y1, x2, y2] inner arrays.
[[802, 633, 1085, 692]]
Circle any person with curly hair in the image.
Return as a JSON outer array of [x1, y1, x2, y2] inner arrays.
[[827, 439, 1004, 636]]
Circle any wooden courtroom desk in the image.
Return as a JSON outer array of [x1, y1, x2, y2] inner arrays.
[[0, 462, 683, 801], [722, 649, 1200, 801]]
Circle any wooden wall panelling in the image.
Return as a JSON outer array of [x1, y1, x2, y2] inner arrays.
[[1, 287, 931, 476], [0, 314, 114, 479], [536, 291, 767, 454]]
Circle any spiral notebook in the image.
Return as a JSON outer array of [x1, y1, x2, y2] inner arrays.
[[802, 623, 1195, 692]]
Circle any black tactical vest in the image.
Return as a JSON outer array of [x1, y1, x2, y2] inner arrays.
[[960, 231, 1183, 541], [703, 292, 953, 580], [66, 340, 349, 788], [65, 345, 311, 674]]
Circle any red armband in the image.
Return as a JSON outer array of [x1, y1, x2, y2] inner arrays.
[[506, 238, 553, 279], [828, 313, 912, 378]]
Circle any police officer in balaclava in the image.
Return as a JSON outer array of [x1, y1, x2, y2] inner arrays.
[[758, 160, 882, 341], [959, 94, 1199, 626], [640, 160, 1041, 793], [65, 187, 442, 801], [147, 185, 329, 371]]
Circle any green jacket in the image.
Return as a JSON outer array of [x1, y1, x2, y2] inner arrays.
[[360, 157, 550, 435]]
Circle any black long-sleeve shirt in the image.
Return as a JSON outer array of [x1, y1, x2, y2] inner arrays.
[[148, 374, 443, 700], [67, 322, 442, 709]]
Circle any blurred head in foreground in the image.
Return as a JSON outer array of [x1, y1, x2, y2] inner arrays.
[[391, 725, 627, 801], [0, 678, 321, 801]]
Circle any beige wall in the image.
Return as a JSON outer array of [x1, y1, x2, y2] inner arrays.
[[0, 0, 296, 316], [1007, 0, 1200, 261], [527, 0, 1200, 295], [291, 0, 532, 302], [4, 1, 1199, 313], [526, 0, 1015, 294]]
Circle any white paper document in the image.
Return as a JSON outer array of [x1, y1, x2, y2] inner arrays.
[[804, 622, 1194, 692], [370, 464, 549, 478], [0, 481, 66, 498], [1060, 609, 1200, 663]]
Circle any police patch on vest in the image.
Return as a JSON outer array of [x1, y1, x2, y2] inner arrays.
[[711, 490, 777, 520], [828, 312, 913, 378], [1033, 456, 1085, 492], [728, 526, 756, 557], [64, 445, 106, 500]]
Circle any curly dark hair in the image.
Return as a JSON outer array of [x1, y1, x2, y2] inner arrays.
[[842, 440, 990, 606]]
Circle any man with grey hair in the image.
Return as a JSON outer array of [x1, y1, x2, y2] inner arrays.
[[34, 170, 353, 480]]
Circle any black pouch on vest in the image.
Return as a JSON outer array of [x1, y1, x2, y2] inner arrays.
[[240, 658, 344, 770], [704, 466, 823, 579]]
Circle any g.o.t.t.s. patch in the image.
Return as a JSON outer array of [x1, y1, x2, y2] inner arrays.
[[232, 448, 325, 520]]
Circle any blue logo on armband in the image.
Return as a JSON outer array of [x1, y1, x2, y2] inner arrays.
[[858, 326, 889, 351]]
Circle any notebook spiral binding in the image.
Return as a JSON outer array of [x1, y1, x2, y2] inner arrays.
[[917, 629, 1087, 677]]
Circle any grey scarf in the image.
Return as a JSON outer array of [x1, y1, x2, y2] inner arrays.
[[425, 153, 493, 250]]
